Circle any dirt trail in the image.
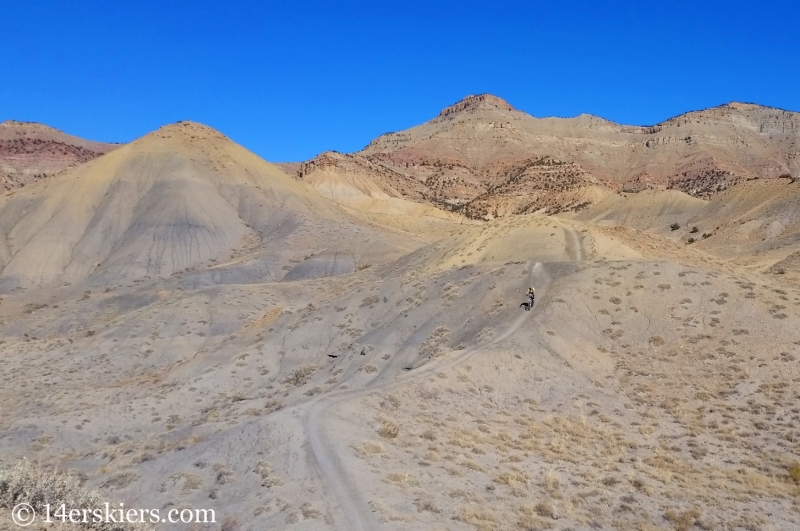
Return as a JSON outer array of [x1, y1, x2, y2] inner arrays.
[[555, 219, 585, 261], [301, 225, 595, 529]]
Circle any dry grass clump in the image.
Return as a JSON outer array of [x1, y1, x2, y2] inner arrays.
[[664, 507, 701, 531], [533, 500, 557, 519], [0, 460, 151, 530], [458, 506, 497, 531], [385, 472, 419, 487], [543, 470, 560, 492], [178, 473, 202, 492], [461, 459, 486, 472], [378, 420, 400, 439], [423, 450, 440, 461], [495, 469, 530, 488], [354, 441, 384, 458], [518, 504, 554, 530]]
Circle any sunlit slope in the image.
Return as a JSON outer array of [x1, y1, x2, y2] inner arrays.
[[0, 122, 405, 288], [382, 214, 641, 278], [684, 178, 800, 269], [571, 189, 707, 231]]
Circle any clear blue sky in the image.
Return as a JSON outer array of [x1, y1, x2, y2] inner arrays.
[[2, 1, 798, 161]]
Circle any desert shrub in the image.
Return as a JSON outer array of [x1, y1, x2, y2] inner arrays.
[[422, 429, 437, 441], [284, 364, 317, 387], [649, 336, 666, 346], [687, 237, 696, 244], [413, 498, 440, 513], [378, 421, 400, 439], [220, 516, 241, 531], [0, 460, 150, 530], [789, 463, 800, 484], [664, 507, 701, 531], [299, 502, 322, 519], [690, 226, 699, 233], [670, 223, 680, 231]]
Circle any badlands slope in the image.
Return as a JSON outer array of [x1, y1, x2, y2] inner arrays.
[[0, 114, 799, 531], [0, 121, 432, 290]]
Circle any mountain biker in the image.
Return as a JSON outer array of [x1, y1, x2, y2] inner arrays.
[[527, 286, 535, 303]]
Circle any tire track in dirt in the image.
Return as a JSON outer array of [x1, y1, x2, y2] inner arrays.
[[554, 218, 586, 262]]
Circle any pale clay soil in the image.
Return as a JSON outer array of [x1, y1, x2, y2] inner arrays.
[[0, 214, 798, 531]]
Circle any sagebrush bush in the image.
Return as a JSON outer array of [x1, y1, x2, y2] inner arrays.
[[0, 460, 150, 530], [378, 421, 400, 439]]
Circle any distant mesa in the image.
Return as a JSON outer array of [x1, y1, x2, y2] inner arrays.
[[0, 120, 118, 191]]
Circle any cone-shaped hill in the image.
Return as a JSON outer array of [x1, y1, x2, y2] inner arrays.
[[0, 121, 426, 289]]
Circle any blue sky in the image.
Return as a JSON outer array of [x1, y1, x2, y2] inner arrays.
[[2, 1, 798, 161]]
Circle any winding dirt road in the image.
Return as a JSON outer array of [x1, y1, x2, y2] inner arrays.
[[303, 264, 543, 529], [305, 225, 586, 530]]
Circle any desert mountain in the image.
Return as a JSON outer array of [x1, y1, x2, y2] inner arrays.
[[0, 120, 118, 190], [293, 95, 799, 219], [0, 121, 432, 290]]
